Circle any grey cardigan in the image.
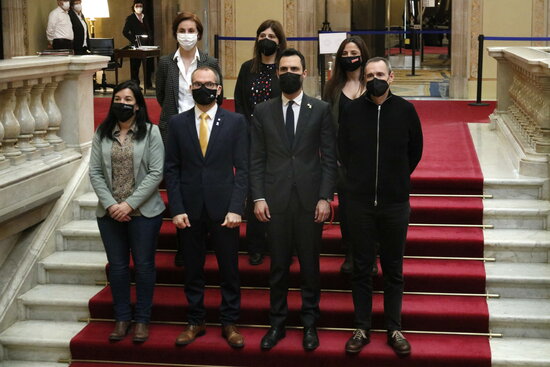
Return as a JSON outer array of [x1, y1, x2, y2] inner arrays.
[[89, 124, 165, 218]]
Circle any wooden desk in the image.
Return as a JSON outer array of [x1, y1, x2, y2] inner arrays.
[[114, 48, 161, 94]]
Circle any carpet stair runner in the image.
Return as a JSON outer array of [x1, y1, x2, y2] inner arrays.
[[69, 100, 493, 366]]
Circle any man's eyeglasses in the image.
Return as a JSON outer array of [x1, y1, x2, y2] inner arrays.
[[191, 81, 218, 89]]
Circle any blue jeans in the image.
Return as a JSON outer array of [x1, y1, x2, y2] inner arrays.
[[97, 214, 162, 323]]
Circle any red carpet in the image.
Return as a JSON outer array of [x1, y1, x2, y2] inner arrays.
[[72, 98, 492, 366]]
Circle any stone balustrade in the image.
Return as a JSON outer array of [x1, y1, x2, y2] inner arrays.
[[488, 47, 550, 178], [0, 55, 108, 240]]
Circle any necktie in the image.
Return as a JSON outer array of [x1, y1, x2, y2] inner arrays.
[[285, 100, 295, 146], [199, 112, 209, 156]]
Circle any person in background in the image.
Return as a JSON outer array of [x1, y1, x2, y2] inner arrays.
[[250, 48, 337, 351], [47, 0, 74, 50], [322, 36, 370, 275], [123, 0, 154, 89], [234, 19, 287, 266], [68, 0, 89, 55], [338, 57, 423, 357], [89, 80, 165, 344], [164, 66, 248, 349], [156, 11, 222, 145]]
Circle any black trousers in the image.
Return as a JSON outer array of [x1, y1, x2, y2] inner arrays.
[[268, 188, 323, 328], [337, 186, 352, 253], [178, 208, 240, 325], [52, 38, 73, 50], [245, 194, 268, 255], [346, 199, 410, 331], [130, 58, 154, 87]]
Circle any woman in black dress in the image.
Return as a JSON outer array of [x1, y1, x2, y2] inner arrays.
[[233, 19, 287, 265], [323, 36, 370, 274], [122, 0, 154, 88]]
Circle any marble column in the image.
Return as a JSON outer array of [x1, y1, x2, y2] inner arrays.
[[43, 79, 65, 150], [13, 81, 39, 160], [0, 104, 8, 171], [1, 0, 28, 58], [29, 81, 53, 155], [0, 86, 24, 164], [450, 0, 471, 99]]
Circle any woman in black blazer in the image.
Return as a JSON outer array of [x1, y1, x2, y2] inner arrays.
[[69, 0, 89, 55], [122, 0, 154, 88], [233, 20, 287, 266], [156, 11, 222, 145]]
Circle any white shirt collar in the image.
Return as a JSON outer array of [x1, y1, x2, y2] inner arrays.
[[173, 48, 200, 64], [282, 90, 304, 107], [194, 103, 218, 122]]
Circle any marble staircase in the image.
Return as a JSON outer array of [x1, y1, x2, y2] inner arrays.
[[0, 189, 105, 367], [470, 123, 550, 367]]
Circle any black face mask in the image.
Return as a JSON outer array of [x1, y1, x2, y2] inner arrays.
[[258, 38, 278, 56], [192, 85, 217, 106], [279, 72, 302, 94], [111, 103, 135, 122], [340, 56, 362, 72], [366, 78, 389, 97]]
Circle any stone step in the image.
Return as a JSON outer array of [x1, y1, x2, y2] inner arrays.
[[17, 284, 103, 322], [56, 220, 102, 252], [0, 321, 84, 363], [486, 262, 550, 299], [38, 251, 107, 285], [483, 199, 550, 230], [488, 298, 550, 338], [0, 362, 68, 367], [484, 178, 548, 200], [491, 337, 550, 367], [484, 229, 550, 263], [74, 192, 98, 220]]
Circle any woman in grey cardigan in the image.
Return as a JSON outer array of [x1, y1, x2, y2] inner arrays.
[[89, 80, 165, 344], [156, 11, 222, 143]]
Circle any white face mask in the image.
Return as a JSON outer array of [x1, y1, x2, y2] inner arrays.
[[61, 1, 70, 10], [73, 4, 82, 12], [177, 33, 198, 51], [134, 6, 143, 14]]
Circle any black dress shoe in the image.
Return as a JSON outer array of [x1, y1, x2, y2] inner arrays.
[[260, 327, 285, 350], [303, 327, 319, 350], [345, 329, 370, 354], [249, 252, 263, 266], [387, 330, 411, 357]]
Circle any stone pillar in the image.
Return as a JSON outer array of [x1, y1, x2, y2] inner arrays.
[[1, 0, 28, 58], [13, 81, 40, 160], [0, 86, 24, 165], [0, 102, 8, 171], [43, 79, 65, 151], [29, 81, 53, 155], [450, 0, 471, 99]]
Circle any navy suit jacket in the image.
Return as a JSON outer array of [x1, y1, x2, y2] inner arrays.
[[164, 107, 249, 221]]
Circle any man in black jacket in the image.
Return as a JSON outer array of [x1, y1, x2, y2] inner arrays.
[[338, 57, 423, 357]]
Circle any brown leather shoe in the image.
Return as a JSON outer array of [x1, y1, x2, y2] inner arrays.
[[345, 329, 370, 354], [133, 322, 149, 343], [175, 324, 206, 346], [222, 325, 244, 348], [109, 321, 131, 342]]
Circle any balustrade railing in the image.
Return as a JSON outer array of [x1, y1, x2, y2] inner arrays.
[[488, 47, 550, 178]]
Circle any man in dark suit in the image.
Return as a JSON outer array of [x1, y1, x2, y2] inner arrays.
[[250, 48, 337, 351], [164, 66, 248, 348]]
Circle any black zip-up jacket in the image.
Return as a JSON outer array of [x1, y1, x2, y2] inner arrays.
[[338, 91, 423, 206]]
